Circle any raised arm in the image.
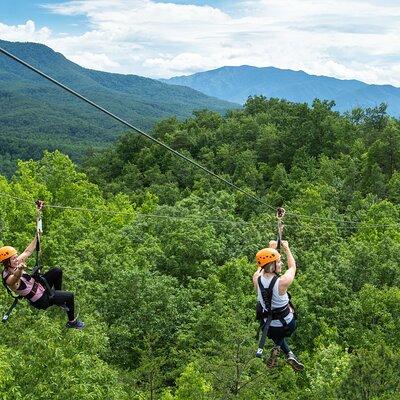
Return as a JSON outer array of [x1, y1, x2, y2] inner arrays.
[[278, 240, 296, 293], [18, 201, 43, 263], [18, 233, 39, 263]]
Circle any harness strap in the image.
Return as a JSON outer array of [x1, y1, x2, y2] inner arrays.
[[256, 275, 281, 357], [31, 201, 54, 299], [259, 304, 290, 320], [25, 281, 40, 300], [34, 274, 54, 299], [2, 297, 20, 323], [256, 315, 272, 357], [258, 275, 278, 308]]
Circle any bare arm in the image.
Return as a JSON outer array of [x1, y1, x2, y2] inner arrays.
[[18, 234, 39, 263], [252, 267, 263, 291], [5, 263, 26, 290], [279, 241, 296, 293]]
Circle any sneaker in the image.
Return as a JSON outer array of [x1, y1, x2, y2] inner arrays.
[[66, 319, 85, 330], [266, 346, 281, 368], [286, 351, 304, 371]]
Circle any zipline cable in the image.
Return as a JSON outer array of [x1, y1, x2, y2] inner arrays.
[[2, 191, 362, 226], [0, 192, 279, 228], [0, 46, 275, 212], [1, 192, 398, 230]]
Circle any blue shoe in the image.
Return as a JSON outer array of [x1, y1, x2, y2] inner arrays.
[[66, 319, 85, 329]]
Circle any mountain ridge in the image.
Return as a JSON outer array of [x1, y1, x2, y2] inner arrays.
[[0, 39, 237, 176], [162, 65, 400, 117]]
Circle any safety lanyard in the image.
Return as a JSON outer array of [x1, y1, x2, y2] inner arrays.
[[32, 200, 44, 276], [276, 207, 285, 251], [2, 200, 45, 323]]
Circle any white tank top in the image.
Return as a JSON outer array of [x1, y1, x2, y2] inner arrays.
[[257, 275, 294, 327]]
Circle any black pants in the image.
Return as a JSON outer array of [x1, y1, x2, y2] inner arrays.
[[31, 268, 75, 321], [267, 318, 297, 355]]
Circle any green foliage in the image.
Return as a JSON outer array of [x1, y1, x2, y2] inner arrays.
[[339, 345, 400, 399], [0, 39, 236, 177], [2, 95, 400, 399], [161, 363, 213, 400]]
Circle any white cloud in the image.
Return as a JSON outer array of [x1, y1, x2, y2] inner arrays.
[[144, 52, 217, 75], [67, 51, 121, 70], [1, 0, 400, 85], [0, 20, 52, 42]]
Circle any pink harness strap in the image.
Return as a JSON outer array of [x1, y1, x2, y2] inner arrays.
[[2, 269, 45, 302]]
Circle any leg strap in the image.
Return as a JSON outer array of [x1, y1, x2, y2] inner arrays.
[[2, 297, 20, 323], [256, 315, 272, 357]]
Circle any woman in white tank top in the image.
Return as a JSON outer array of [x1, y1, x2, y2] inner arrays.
[[253, 240, 304, 371]]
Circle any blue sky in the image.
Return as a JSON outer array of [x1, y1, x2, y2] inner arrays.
[[1, 0, 400, 84], [0, 1, 89, 34]]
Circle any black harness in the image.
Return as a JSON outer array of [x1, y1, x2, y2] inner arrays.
[[1, 270, 22, 323], [255, 275, 291, 357]]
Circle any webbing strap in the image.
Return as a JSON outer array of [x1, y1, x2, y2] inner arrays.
[[276, 207, 285, 251], [2, 297, 20, 323], [256, 315, 272, 357], [2, 270, 19, 299], [256, 275, 278, 357], [32, 232, 41, 277], [258, 275, 278, 310], [36, 275, 54, 299]]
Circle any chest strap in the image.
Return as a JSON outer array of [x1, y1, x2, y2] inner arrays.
[[25, 281, 40, 301]]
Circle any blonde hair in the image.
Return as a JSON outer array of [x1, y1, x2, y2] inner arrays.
[[263, 260, 277, 273]]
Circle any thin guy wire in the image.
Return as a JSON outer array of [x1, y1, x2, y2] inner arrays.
[[1, 191, 399, 230], [0, 191, 357, 225], [0, 192, 278, 228]]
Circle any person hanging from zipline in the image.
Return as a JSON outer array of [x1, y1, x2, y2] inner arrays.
[[253, 240, 303, 371], [1, 201, 84, 329], [253, 208, 303, 371]]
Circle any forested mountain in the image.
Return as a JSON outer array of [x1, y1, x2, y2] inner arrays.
[[1, 96, 400, 399], [162, 65, 400, 117], [0, 40, 236, 176]]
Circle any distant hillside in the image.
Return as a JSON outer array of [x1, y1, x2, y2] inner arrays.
[[0, 40, 236, 176], [162, 65, 400, 117]]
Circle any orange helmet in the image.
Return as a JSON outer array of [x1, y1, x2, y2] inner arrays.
[[256, 248, 280, 268], [0, 246, 17, 263]]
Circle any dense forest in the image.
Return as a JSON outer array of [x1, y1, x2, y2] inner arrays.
[[0, 40, 235, 177], [1, 96, 400, 399]]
